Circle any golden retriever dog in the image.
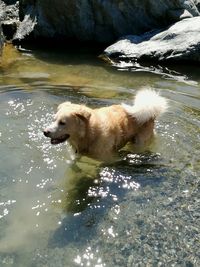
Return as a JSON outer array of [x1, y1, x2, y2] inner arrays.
[[43, 90, 167, 161]]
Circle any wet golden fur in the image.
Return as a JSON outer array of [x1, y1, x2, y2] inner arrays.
[[44, 90, 167, 161]]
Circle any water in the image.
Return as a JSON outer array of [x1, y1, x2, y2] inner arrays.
[[0, 44, 199, 267]]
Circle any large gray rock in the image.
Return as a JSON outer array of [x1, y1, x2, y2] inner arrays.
[[16, 0, 200, 43], [103, 16, 200, 63], [0, 0, 6, 22], [0, 0, 5, 53]]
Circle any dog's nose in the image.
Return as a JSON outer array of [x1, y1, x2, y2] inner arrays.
[[43, 129, 50, 137]]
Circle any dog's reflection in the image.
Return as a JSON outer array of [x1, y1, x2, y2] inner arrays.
[[48, 157, 104, 247], [49, 148, 167, 248], [52, 141, 155, 214], [53, 157, 102, 214]]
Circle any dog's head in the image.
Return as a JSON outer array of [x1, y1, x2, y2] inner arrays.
[[43, 102, 91, 145]]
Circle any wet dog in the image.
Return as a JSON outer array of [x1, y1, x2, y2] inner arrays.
[[43, 89, 167, 161]]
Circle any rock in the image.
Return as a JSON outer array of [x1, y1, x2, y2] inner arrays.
[[0, 1, 5, 53], [0, 0, 6, 20], [0, 43, 21, 69], [0, 30, 3, 55], [13, 12, 36, 41], [103, 17, 200, 63], [3, 0, 17, 3], [17, 0, 200, 43], [2, 20, 18, 40], [0, 0, 19, 41]]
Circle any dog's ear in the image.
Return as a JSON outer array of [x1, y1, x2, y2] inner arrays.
[[75, 109, 91, 122], [57, 101, 71, 111]]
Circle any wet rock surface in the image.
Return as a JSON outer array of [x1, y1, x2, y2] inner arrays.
[[0, 31, 3, 53], [0, 1, 5, 52], [17, 0, 200, 43], [103, 17, 200, 63], [1, 0, 200, 63], [0, 0, 19, 41]]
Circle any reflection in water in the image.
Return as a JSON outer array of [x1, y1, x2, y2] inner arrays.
[[107, 59, 199, 86], [0, 44, 199, 266], [56, 159, 100, 214]]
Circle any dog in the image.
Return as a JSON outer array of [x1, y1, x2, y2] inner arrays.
[[43, 89, 167, 161]]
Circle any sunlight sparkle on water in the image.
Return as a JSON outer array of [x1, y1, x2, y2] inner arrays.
[[100, 167, 140, 190], [0, 200, 16, 219], [74, 246, 106, 267]]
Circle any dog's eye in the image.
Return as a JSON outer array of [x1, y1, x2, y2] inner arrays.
[[59, 121, 66, 126]]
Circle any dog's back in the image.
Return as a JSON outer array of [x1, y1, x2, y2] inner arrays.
[[88, 105, 138, 154], [44, 89, 167, 161], [88, 90, 167, 159]]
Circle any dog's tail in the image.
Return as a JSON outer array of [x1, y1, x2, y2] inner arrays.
[[122, 89, 168, 123]]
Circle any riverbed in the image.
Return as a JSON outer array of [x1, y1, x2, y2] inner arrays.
[[0, 44, 199, 267]]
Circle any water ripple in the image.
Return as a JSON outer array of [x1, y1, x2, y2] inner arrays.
[[0, 63, 199, 266]]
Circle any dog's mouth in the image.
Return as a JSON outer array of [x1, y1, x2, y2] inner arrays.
[[50, 134, 70, 145]]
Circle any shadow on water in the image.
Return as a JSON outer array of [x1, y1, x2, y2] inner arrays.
[[49, 151, 175, 249], [2, 43, 200, 92], [19, 42, 200, 87]]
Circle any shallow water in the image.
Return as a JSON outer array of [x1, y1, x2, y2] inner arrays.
[[0, 44, 199, 267]]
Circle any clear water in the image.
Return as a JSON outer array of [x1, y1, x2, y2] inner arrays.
[[0, 44, 199, 267]]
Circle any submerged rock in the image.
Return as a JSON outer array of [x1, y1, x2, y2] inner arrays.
[[0, 43, 21, 68], [16, 0, 200, 43], [103, 17, 200, 63]]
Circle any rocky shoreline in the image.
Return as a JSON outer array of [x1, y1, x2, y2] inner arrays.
[[0, 0, 200, 63], [103, 16, 200, 64]]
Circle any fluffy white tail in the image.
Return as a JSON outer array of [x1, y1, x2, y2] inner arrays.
[[122, 89, 168, 123]]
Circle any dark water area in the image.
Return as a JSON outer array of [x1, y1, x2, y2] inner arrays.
[[0, 44, 199, 267]]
